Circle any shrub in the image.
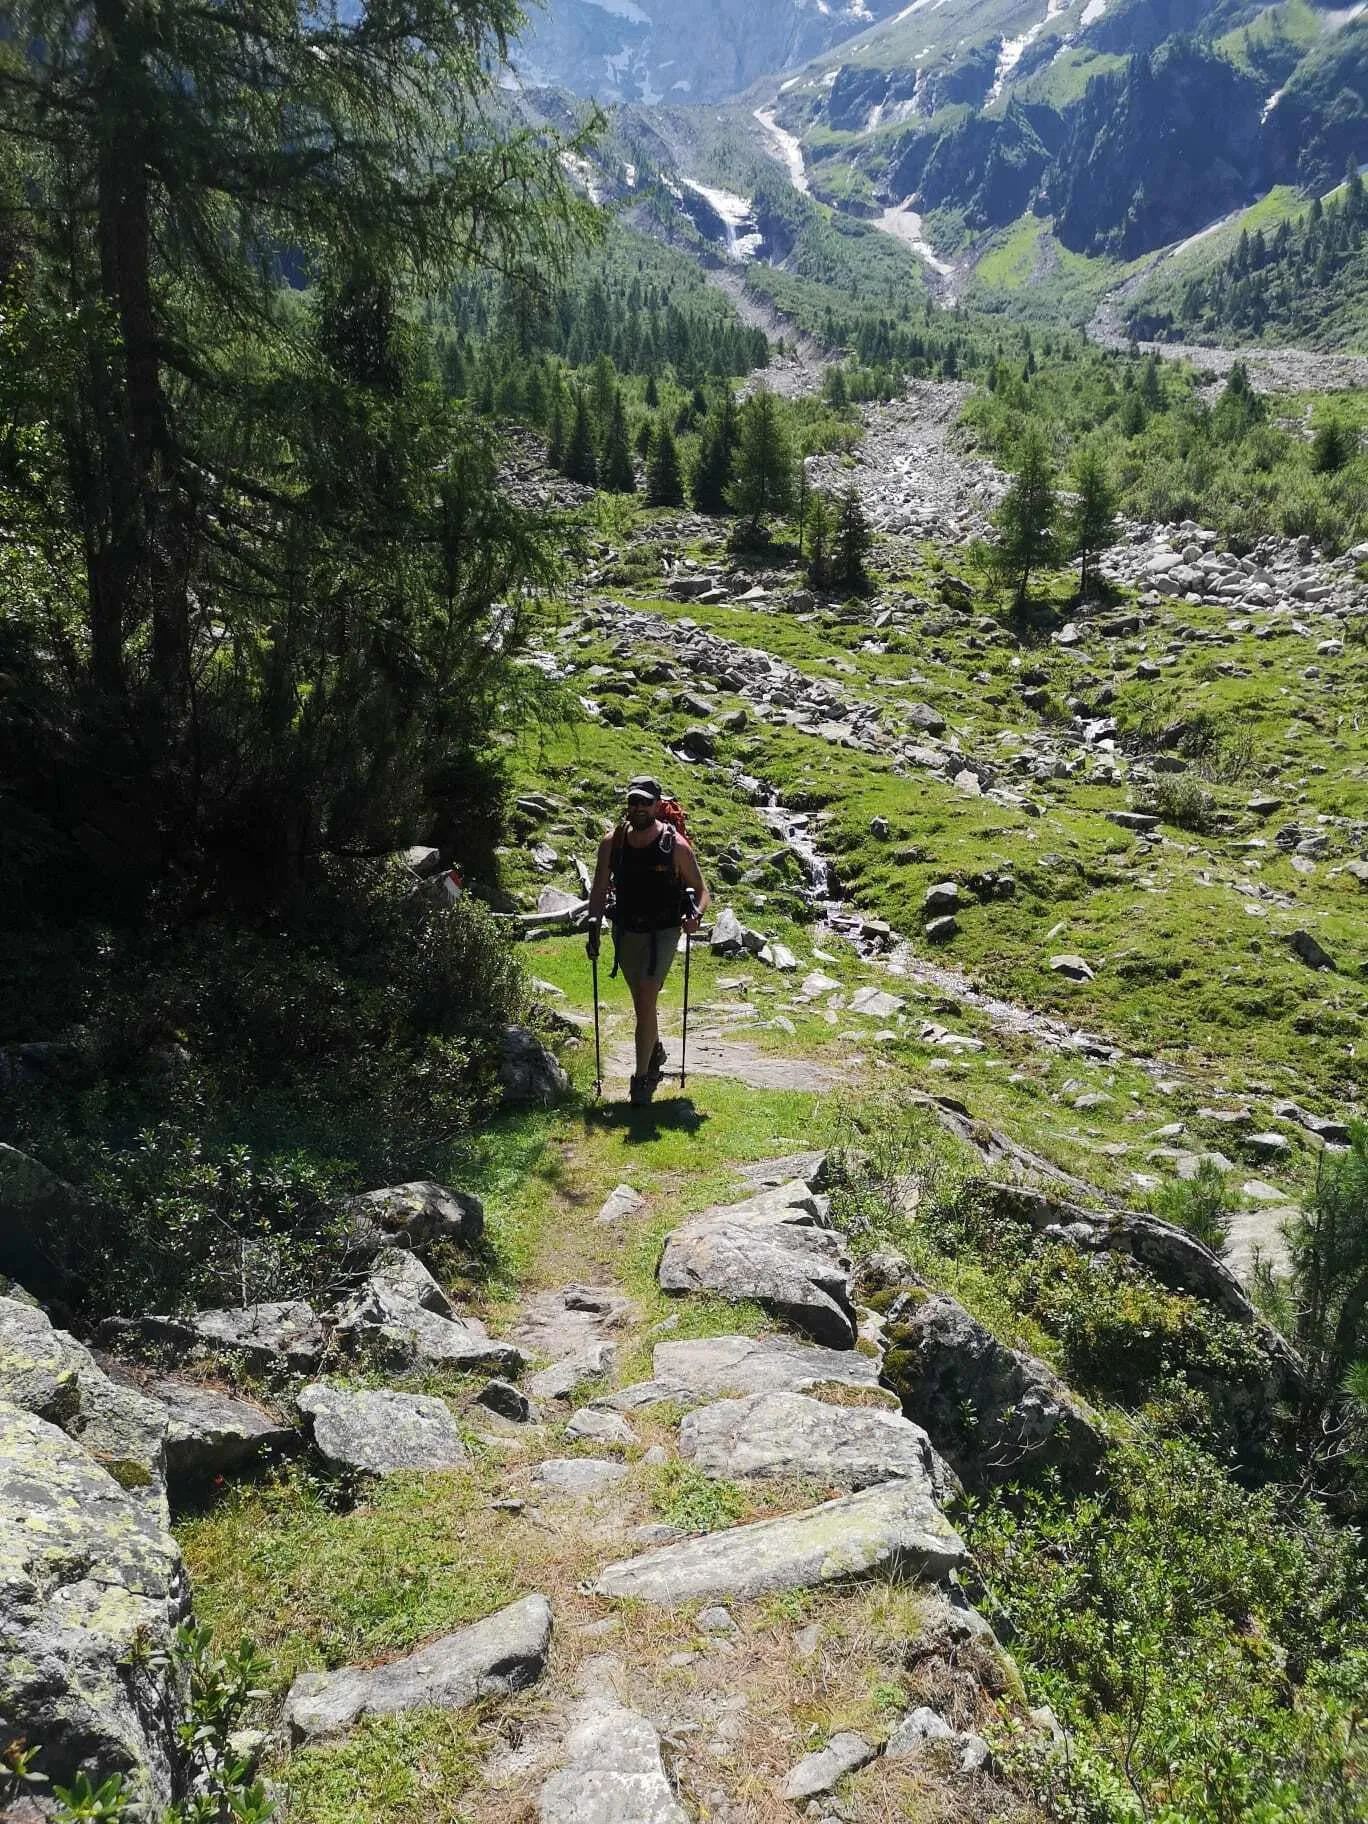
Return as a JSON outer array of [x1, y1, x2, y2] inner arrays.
[[3, 870, 526, 1315], [973, 1433, 1368, 1824], [1147, 1159, 1235, 1253], [1141, 772, 1217, 834]]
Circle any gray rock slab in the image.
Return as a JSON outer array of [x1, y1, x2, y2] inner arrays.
[[783, 1731, 876, 1800], [104, 1299, 325, 1374], [338, 1181, 483, 1258], [651, 1333, 891, 1403], [535, 1457, 630, 1496], [592, 1477, 965, 1605], [364, 1250, 456, 1316], [565, 1408, 637, 1448], [886, 1705, 954, 1758], [284, 1593, 552, 1743], [154, 1380, 294, 1480], [298, 1384, 468, 1475], [679, 1391, 959, 1500], [510, 1285, 632, 1361], [0, 1402, 190, 1810], [597, 1184, 646, 1225], [882, 1291, 1105, 1493], [657, 1188, 855, 1348], [0, 1296, 168, 1518], [540, 1704, 688, 1824], [529, 1343, 617, 1402], [328, 1277, 521, 1375]]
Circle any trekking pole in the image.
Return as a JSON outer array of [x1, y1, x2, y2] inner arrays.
[[680, 893, 696, 1090], [591, 945, 603, 1100]]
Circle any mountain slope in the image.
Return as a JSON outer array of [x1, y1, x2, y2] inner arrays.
[[510, 0, 911, 105]]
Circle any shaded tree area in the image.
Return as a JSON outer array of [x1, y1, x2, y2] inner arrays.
[[0, 0, 598, 1313], [0, 0, 596, 921]]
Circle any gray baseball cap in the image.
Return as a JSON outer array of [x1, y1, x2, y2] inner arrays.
[[626, 775, 665, 802]]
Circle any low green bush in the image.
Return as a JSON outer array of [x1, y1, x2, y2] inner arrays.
[[973, 1434, 1368, 1824]]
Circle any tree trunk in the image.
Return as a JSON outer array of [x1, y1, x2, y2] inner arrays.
[[92, 0, 192, 721]]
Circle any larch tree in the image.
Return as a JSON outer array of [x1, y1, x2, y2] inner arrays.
[[729, 384, 795, 534], [0, 0, 597, 887], [1065, 443, 1119, 599], [993, 426, 1060, 614]]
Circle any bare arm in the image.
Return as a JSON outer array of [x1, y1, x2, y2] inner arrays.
[[676, 838, 710, 931], [586, 831, 615, 953]]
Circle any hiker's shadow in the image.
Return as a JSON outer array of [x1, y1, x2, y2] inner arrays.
[[586, 1096, 709, 1145]]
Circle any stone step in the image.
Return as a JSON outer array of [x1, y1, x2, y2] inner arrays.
[[283, 1594, 552, 1743], [592, 1478, 965, 1606], [657, 1180, 856, 1348], [540, 1704, 688, 1824], [596, 1332, 894, 1414], [679, 1390, 959, 1502]]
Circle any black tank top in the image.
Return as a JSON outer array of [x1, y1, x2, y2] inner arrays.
[[614, 827, 683, 932]]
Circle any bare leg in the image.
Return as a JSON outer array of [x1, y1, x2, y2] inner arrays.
[[631, 978, 662, 1078]]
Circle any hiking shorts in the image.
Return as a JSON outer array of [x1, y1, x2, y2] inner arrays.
[[616, 926, 681, 988]]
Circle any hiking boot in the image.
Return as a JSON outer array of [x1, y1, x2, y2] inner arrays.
[[629, 1074, 650, 1107], [647, 1040, 667, 1085]]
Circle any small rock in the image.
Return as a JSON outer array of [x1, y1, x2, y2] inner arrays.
[[923, 881, 960, 915], [696, 1605, 735, 1634], [886, 1705, 954, 1758], [565, 1407, 637, 1447], [783, 1732, 876, 1800], [476, 1379, 533, 1423], [499, 1025, 569, 1105], [596, 1184, 646, 1225], [924, 914, 958, 943], [534, 1457, 630, 1496], [1288, 930, 1335, 971], [1049, 955, 1095, 982]]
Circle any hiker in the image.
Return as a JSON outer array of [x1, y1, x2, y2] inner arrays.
[[586, 776, 710, 1105]]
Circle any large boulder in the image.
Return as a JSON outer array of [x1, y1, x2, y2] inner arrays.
[[883, 1291, 1105, 1493], [0, 1144, 89, 1301], [598, 1331, 894, 1413], [282, 1594, 552, 1743], [0, 1296, 168, 1519], [102, 1300, 325, 1376], [327, 1272, 522, 1376], [0, 1401, 190, 1813], [983, 1183, 1257, 1322], [297, 1383, 468, 1476], [337, 1181, 484, 1259], [656, 1180, 856, 1348], [498, 1026, 569, 1106], [153, 1381, 294, 1482]]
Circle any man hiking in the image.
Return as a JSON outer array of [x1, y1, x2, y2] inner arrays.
[[586, 776, 710, 1106]]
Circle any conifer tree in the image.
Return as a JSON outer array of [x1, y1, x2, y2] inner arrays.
[[805, 492, 833, 590], [993, 426, 1059, 614], [1065, 443, 1119, 599], [833, 486, 872, 595], [729, 385, 795, 534], [644, 373, 660, 408], [692, 395, 739, 514], [563, 393, 598, 486], [546, 400, 565, 470], [646, 422, 685, 507], [601, 391, 636, 493]]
